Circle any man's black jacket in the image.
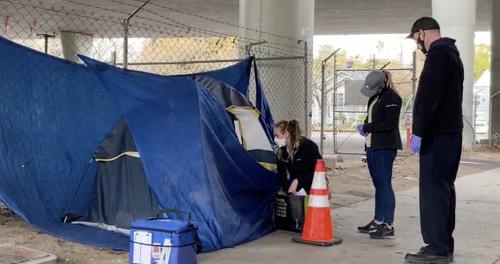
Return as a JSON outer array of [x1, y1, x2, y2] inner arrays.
[[413, 38, 464, 137]]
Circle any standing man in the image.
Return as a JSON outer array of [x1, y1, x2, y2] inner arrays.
[[404, 17, 464, 264]]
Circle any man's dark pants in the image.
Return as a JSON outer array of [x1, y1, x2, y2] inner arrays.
[[419, 133, 462, 256]]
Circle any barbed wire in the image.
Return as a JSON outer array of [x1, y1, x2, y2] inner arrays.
[[61, 0, 306, 54], [61, 0, 187, 28], [4, 0, 302, 57], [127, 23, 291, 58], [3, 0, 123, 28], [1, 0, 301, 58], [107, 0, 304, 43], [134, 2, 306, 54]]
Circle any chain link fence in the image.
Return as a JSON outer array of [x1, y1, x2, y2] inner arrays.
[[311, 53, 417, 156], [311, 51, 495, 155], [0, 0, 309, 132], [473, 83, 491, 146]]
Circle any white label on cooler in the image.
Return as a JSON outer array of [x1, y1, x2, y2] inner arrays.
[[159, 239, 172, 264], [133, 231, 152, 264]]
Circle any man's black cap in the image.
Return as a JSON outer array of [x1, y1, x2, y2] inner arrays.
[[406, 17, 440, 39]]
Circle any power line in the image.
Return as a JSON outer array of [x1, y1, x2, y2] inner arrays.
[[6, 0, 123, 26], [63, 0, 188, 29], [99, 0, 305, 52], [128, 22, 298, 58], [5, 0, 304, 56], [121, 0, 302, 42]]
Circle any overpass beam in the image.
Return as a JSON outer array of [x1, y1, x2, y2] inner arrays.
[[60, 31, 93, 63], [491, 0, 500, 147], [432, 0, 476, 147], [239, 0, 314, 136]]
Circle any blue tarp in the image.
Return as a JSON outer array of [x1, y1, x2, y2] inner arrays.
[[126, 57, 275, 143], [187, 58, 275, 145], [253, 61, 275, 145], [190, 59, 252, 96], [0, 36, 276, 251]]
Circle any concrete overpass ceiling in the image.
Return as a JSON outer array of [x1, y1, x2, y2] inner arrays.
[[3, 0, 491, 38], [315, 0, 490, 34]]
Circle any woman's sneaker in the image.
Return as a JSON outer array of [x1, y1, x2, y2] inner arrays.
[[369, 224, 395, 239], [357, 220, 381, 233]]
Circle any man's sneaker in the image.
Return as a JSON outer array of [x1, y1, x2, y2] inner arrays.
[[369, 224, 395, 239], [357, 220, 381, 233]]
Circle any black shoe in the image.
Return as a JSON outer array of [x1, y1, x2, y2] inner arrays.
[[357, 220, 380, 233], [369, 224, 394, 239], [405, 251, 451, 264], [415, 246, 454, 262]]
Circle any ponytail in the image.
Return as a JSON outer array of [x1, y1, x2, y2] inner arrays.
[[286, 119, 301, 149], [382, 70, 401, 97]]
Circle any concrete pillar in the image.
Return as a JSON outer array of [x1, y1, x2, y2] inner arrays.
[[491, 0, 500, 146], [60, 31, 93, 63], [239, 0, 314, 136], [432, 0, 475, 147]]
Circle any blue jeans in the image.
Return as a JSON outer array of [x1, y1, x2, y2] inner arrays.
[[366, 149, 396, 224]]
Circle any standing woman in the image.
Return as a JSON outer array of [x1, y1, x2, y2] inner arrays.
[[356, 70, 402, 239], [273, 119, 321, 194]]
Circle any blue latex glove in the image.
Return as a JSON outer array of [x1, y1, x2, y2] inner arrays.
[[410, 135, 422, 154], [356, 124, 364, 136], [356, 124, 367, 136]]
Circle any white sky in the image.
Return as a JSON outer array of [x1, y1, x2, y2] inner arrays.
[[313, 31, 491, 64]]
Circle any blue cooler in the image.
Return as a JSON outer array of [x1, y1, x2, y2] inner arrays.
[[129, 210, 199, 264]]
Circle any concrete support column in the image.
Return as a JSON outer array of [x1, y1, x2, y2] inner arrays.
[[239, 0, 314, 136], [491, 0, 500, 146], [432, 0, 476, 147], [60, 31, 93, 63]]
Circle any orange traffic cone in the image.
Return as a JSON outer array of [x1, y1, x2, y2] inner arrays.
[[292, 159, 342, 246]]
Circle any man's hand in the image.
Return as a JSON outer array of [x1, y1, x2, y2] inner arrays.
[[288, 179, 298, 194], [411, 135, 422, 154], [356, 124, 368, 137]]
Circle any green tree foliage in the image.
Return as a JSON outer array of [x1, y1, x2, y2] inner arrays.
[[474, 44, 490, 81]]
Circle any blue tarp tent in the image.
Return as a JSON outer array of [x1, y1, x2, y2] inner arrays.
[[0, 36, 276, 251]]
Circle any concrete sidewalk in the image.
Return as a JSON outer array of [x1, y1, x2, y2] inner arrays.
[[199, 168, 500, 264]]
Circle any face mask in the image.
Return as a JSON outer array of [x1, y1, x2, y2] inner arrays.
[[274, 137, 287, 147], [417, 33, 427, 55]]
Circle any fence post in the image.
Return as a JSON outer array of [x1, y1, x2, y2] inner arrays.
[[320, 60, 325, 154], [122, 0, 151, 69], [407, 52, 417, 151], [123, 21, 128, 69], [473, 93, 477, 151], [409, 51, 417, 152], [405, 115, 411, 150], [490, 90, 500, 149], [319, 48, 340, 155], [332, 54, 338, 155], [36, 33, 54, 54], [412, 51, 417, 105], [303, 41, 308, 136], [111, 51, 117, 66]]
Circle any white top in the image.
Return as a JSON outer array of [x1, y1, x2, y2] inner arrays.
[[366, 96, 379, 148]]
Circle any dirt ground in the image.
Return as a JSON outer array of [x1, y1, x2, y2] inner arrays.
[[0, 150, 499, 263], [325, 150, 500, 208]]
